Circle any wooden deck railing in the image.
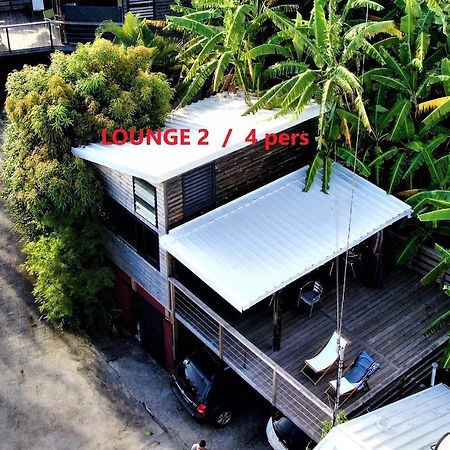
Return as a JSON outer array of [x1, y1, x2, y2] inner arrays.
[[169, 277, 333, 441]]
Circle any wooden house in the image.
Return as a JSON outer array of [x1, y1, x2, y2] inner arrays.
[[72, 93, 449, 442]]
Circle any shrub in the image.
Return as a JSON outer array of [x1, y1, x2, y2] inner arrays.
[[1, 39, 173, 326]]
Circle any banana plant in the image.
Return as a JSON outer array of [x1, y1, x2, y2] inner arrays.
[[244, 0, 401, 191], [412, 198, 450, 369], [356, 0, 450, 194], [166, 0, 297, 107]]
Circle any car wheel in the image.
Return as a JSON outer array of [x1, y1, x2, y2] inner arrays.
[[213, 408, 233, 427]]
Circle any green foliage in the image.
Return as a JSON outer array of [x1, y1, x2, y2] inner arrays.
[[96, 12, 182, 80], [2, 38, 172, 327], [23, 225, 114, 326], [244, 0, 401, 191], [167, 0, 298, 107], [321, 411, 348, 439]]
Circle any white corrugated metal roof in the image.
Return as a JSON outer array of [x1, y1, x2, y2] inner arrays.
[[160, 163, 412, 312], [71, 93, 319, 184], [315, 384, 450, 450]]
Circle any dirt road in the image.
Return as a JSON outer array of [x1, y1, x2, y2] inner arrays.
[[0, 196, 180, 450]]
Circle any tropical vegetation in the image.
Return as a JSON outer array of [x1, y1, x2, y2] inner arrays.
[[1, 39, 172, 326], [96, 11, 181, 80]]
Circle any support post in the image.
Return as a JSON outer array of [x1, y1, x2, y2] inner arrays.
[[333, 342, 345, 425], [48, 21, 54, 49], [431, 362, 438, 387], [272, 291, 282, 352], [271, 367, 278, 406], [5, 27, 11, 54], [218, 324, 224, 359], [169, 280, 177, 364]]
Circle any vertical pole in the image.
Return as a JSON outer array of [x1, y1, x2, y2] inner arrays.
[[271, 367, 278, 406], [48, 21, 54, 49], [272, 291, 282, 352], [169, 280, 177, 364], [333, 343, 345, 425], [5, 27, 11, 54], [431, 362, 438, 387], [218, 324, 224, 359]]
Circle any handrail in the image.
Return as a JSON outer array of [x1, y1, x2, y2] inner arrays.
[[0, 20, 122, 29], [169, 276, 334, 417], [0, 19, 123, 54]]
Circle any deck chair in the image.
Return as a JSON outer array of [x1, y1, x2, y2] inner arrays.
[[297, 281, 324, 318], [301, 331, 349, 385], [43, 8, 60, 21], [326, 351, 380, 405]]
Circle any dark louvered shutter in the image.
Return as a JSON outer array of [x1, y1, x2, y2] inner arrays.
[[182, 163, 216, 218]]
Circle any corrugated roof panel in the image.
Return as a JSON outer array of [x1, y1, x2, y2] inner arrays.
[[315, 384, 450, 450], [161, 163, 412, 312], [71, 93, 320, 184]]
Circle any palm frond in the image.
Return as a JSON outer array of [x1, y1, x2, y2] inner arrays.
[[304, 152, 323, 192], [390, 100, 411, 141], [418, 97, 450, 129], [419, 209, 450, 221], [411, 31, 430, 71], [246, 44, 292, 59], [213, 51, 233, 91], [354, 95, 372, 131], [281, 70, 317, 108], [224, 4, 252, 50], [336, 146, 371, 176], [313, 0, 328, 65], [167, 16, 218, 38], [388, 152, 407, 193], [262, 62, 308, 79], [396, 231, 423, 265], [370, 75, 408, 92], [177, 59, 217, 108]]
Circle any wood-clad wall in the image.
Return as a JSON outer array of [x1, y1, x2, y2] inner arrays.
[[94, 164, 170, 307], [165, 118, 318, 229]]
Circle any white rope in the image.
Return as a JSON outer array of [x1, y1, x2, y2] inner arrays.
[[332, 5, 370, 423]]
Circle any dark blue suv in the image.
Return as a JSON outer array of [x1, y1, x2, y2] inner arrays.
[[171, 348, 240, 427]]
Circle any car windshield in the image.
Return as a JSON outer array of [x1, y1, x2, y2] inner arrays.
[[178, 359, 208, 399]]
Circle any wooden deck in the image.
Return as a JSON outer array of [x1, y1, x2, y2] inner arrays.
[[226, 267, 449, 414]]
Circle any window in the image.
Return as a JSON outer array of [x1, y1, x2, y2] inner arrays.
[[104, 196, 159, 269], [133, 177, 157, 227], [182, 163, 216, 218]]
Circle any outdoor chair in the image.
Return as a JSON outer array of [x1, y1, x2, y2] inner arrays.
[[301, 331, 349, 385], [431, 432, 450, 449], [43, 8, 60, 21], [326, 351, 380, 405], [297, 280, 324, 318], [328, 248, 362, 278]]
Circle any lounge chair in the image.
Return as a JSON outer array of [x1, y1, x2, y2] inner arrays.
[[326, 351, 380, 404], [301, 331, 349, 385]]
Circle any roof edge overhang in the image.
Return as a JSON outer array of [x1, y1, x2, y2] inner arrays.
[[71, 96, 320, 184]]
